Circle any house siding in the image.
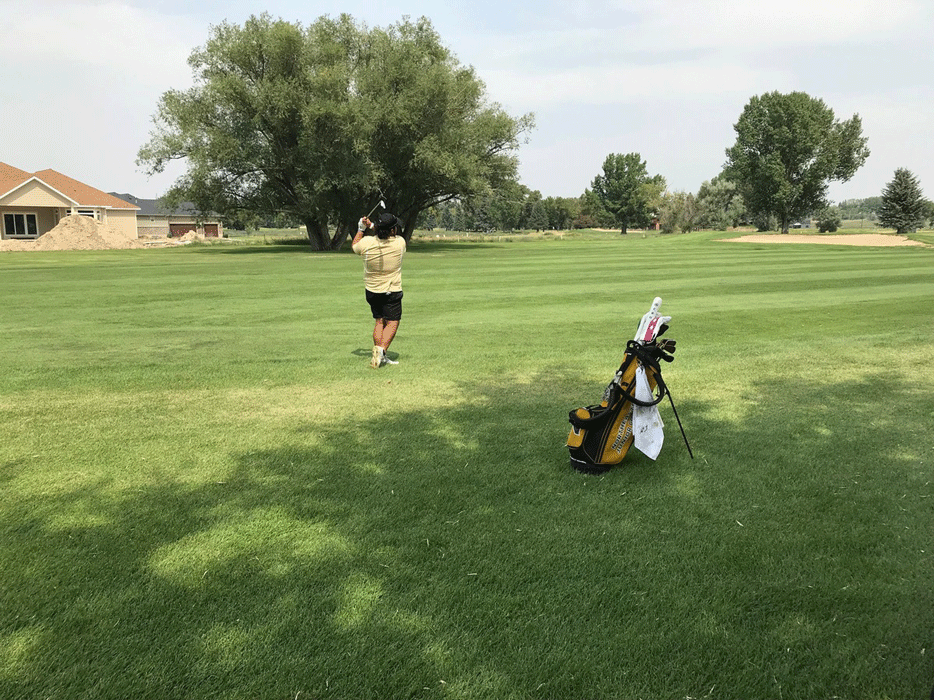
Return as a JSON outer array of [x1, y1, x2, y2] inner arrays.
[[0, 180, 72, 208], [106, 209, 139, 239], [138, 216, 222, 238]]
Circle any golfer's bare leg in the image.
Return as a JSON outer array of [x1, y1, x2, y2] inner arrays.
[[372, 319, 385, 346], [380, 320, 399, 350]]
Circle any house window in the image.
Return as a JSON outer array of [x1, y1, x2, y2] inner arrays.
[[77, 209, 98, 219], [3, 213, 38, 239]]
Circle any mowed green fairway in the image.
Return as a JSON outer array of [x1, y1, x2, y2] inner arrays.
[[1, 232, 932, 700]]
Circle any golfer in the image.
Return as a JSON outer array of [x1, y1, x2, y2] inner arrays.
[[352, 212, 406, 368]]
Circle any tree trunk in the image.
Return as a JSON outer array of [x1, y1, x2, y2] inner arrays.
[[330, 221, 353, 250], [401, 214, 417, 243], [303, 217, 331, 251], [620, 225, 628, 235]]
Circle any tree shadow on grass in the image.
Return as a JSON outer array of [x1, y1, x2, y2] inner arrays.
[[206, 243, 342, 255], [1, 370, 931, 699], [205, 240, 507, 256], [407, 240, 506, 252]]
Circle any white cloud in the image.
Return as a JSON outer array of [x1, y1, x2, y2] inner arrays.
[[0, 1, 204, 193], [484, 58, 791, 110], [566, 0, 928, 51], [1, 0, 931, 199], [0, 1, 197, 87]]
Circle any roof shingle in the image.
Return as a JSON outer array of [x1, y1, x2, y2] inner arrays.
[[0, 162, 139, 210]]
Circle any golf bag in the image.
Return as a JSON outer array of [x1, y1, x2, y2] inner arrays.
[[566, 298, 689, 473]]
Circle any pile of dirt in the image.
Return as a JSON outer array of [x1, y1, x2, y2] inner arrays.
[[0, 214, 144, 252], [178, 230, 206, 242]]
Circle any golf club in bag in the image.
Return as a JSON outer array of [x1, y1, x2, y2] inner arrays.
[[566, 297, 692, 473]]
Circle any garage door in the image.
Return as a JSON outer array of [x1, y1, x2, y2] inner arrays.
[[169, 224, 196, 237], [203, 224, 219, 237]]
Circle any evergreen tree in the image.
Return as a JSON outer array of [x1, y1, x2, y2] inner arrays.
[[439, 202, 455, 230], [879, 168, 926, 234], [528, 200, 549, 231]]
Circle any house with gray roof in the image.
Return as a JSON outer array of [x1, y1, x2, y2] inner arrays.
[[109, 193, 222, 238]]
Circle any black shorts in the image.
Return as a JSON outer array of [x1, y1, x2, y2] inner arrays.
[[365, 290, 403, 321]]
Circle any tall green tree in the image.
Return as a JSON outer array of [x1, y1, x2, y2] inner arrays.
[[356, 18, 533, 242], [878, 168, 926, 234], [573, 188, 611, 229], [921, 199, 934, 228], [138, 13, 532, 250], [696, 174, 746, 230], [527, 199, 549, 231], [724, 91, 869, 234], [542, 196, 577, 231], [590, 153, 665, 234], [658, 191, 701, 234], [486, 181, 528, 231]]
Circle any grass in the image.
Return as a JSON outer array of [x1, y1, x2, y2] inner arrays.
[[1, 231, 932, 699]]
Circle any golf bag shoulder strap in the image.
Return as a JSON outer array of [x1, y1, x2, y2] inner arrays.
[[618, 366, 667, 407], [618, 340, 668, 407], [568, 399, 615, 429]]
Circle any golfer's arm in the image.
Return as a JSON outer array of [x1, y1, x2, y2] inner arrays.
[[351, 230, 366, 247]]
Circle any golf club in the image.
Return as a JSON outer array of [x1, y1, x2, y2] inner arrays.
[[366, 199, 386, 219]]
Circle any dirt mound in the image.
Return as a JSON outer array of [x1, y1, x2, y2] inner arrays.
[[177, 229, 206, 242], [0, 214, 143, 252]]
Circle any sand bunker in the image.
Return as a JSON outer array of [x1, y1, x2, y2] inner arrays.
[[721, 233, 927, 247], [0, 214, 145, 252]]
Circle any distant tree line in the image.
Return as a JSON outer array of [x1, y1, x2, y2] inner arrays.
[[433, 91, 931, 236], [420, 186, 612, 233]]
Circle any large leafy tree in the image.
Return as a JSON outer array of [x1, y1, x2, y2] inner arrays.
[[658, 191, 701, 234], [542, 196, 578, 230], [590, 153, 665, 234], [724, 91, 869, 234], [696, 174, 746, 231], [357, 19, 533, 242], [574, 188, 612, 229], [138, 14, 532, 250], [878, 168, 926, 234]]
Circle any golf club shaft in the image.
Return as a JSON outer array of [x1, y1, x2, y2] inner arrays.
[[366, 191, 388, 219]]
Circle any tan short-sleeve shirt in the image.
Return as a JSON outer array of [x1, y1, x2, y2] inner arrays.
[[352, 235, 406, 293]]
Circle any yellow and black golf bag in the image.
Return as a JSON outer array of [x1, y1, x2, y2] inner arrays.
[[566, 298, 690, 473]]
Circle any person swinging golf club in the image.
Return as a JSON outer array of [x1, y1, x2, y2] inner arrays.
[[352, 211, 406, 368]]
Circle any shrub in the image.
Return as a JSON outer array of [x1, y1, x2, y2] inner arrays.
[[816, 206, 842, 233]]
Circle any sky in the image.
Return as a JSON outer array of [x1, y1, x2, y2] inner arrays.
[[2, 0, 932, 203]]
